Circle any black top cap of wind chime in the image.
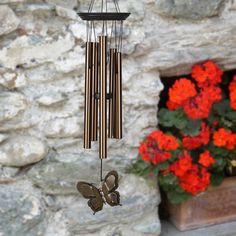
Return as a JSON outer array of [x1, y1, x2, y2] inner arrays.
[[78, 0, 130, 21]]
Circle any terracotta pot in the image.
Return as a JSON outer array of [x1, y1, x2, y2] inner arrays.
[[166, 177, 236, 231]]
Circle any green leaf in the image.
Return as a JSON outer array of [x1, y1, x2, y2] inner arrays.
[[221, 117, 233, 128], [210, 146, 229, 157], [156, 161, 169, 171], [158, 108, 175, 127], [170, 149, 182, 160], [226, 111, 236, 121], [128, 157, 151, 176], [174, 109, 188, 129], [210, 173, 224, 186], [211, 157, 227, 172], [158, 108, 188, 129], [207, 110, 217, 125], [182, 119, 201, 136], [167, 188, 190, 204], [213, 100, 231, 116], [159, 172, 178, 191]]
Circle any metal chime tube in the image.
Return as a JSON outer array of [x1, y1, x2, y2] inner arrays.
[[99, 36, 107, 159], [108, 48, 116, 138], [91, 42, 98, 141], [115, 51, 122, 139], [84, 42, 92, 149]]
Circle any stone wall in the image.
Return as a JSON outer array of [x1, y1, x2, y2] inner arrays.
[[0, 0, 236, 235]]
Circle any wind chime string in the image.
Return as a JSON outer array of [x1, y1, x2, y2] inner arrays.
[[92, 21, 96, 42], [118, 20, 123, 52], [115, 20, 117, 49], [105, 0, 108, 37], [86, 21, 89, 42], [88, 0, 95, 12], [109, 21, 114, 49], [113, 0, 120, 12]]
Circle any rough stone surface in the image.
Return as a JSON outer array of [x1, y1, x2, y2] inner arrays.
[[0, 34, 75, 69], [155, 0, 226, 20], [0, 5, 20, 36], [230, 0, 236, 10], [0, 136, 48, 167], [42, 174, 161, 236], [0, 92, 27, 123], [0, 184, 46, 236], [0, 166, 18, 183], [36, 92, 68, 107], [62, 174, 161, 235], [133, 9, 236, 76], [0, 0, 236, 235], [55, 6, 78, 20], [42, 117, 81, 138], [0, 134, 8, 144], [45, 0, 78, 9], [27, 153, 125, 195]]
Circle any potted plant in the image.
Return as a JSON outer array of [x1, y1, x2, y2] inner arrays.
[[130, 61, 236, 231]]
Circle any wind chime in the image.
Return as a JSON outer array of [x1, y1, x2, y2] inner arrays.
[[76, 0, 130, 214]]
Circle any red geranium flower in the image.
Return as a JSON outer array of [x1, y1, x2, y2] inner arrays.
[[213, 128, 236, 150], [201, 85, 222, 103], [199, 150, 215, 167], [169, 151, 192, 177], [169, 151, 211, 195], [183, 122, 210, 149], [167, 78, 197, 110], [183, 88, 220, 119], [192, 60, 222, 87], [139, 130, 179, 165], [229, 76, 236, 110], [180, 167, 211, 195]]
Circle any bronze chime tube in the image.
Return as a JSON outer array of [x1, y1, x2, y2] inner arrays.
[[84, 42, 92, 149], [99, 36, 107, 159], [91, 42, 98, 141], [108, 48, 116, 138], [115, 52, 122, 139]]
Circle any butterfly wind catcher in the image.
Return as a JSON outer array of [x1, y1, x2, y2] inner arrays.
[[76, 0, 130, 214]]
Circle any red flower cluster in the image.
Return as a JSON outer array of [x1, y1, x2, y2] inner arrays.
[[167, 61, 222, 119], [169, 151, 211, 195], [183, 122, 210, 149], [192, 60, 222, 87], [213, 128, 236, 150], [229, 75, 236, 110], [139, 130, 179, 165], [198, 150, 215, 167], [137, 61, 236, 202], [167, 78, 197, 110]]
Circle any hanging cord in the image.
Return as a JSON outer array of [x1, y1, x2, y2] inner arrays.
[[105, 0, 108, 36], [114, 20, 117, 49], [109, 21, 114, 48], [92, 21, 96, 42], [101, 0, 104, 12], [113, 0, 120, 12], [118, 20, 123, 52], [89, 21, 93, 42], [86, 21, 89, 42], [88, 0, 95, 12]]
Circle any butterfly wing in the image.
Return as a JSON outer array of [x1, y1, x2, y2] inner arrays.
[[102, 171, 120, 207], [77, 182, 103, 213]]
